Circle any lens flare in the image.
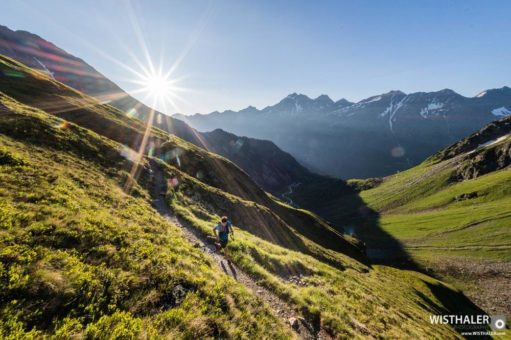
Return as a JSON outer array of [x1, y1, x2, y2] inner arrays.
[[55, 121, 68, 129], [391, 146, 405, 158]]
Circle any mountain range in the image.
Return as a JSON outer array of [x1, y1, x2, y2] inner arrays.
[[175, 88, 511, 178]]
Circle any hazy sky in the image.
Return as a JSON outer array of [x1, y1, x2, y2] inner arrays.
[[1, 0, 510, 114]]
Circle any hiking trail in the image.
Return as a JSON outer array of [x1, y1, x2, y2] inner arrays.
[[148, 159, 330, 340]]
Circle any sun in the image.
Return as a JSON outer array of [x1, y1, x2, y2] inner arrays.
[[140, 71, 173, 102], [124, 55, 191, 115], [126, 64, 189, 114]]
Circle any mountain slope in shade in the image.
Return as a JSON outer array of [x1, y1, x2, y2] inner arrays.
[[0, 24, 314, 194], [175, 88, 511, 178], [284, 114, 511, 315], [198, 129, 314, 192]]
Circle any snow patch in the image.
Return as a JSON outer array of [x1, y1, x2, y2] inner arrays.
[[420, 100, 446, 118], [477, 133, 510, 149], [476, 91, 487, 98], [331, 95, 381, 117], [295, 102, 303, 113], [361, 96, 382, 104], [491, 107, 511, 116], [381, 95, 408, 132], [330, 104, 355, 116]]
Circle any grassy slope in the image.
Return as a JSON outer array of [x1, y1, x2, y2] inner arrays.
[[359, 133, 511, 314], [360, 150, 511, 262], [0, 54, 489, 338], [158, 160, 484, 338], [0, 93, 291, 338], [0, 54, 365, 263]]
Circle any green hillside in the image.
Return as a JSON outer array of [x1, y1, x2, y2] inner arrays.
[[358, 119, 511, 314], [0, 54, 492, 338], [0, 93, 292, 338]]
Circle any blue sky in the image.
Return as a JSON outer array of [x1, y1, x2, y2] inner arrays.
[[1, 0, 510, 114]]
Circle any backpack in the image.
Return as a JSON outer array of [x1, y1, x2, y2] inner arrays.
[[218, 221, 231, 238]]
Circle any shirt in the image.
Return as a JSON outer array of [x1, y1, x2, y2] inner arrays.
[[214, 221, 231, 241]]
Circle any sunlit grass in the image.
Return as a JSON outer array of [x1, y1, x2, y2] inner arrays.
[[361, 164, 511, 262], [0, 94, 291, 338], [164, 165, 467, 338], [0, 55, 492, 338]]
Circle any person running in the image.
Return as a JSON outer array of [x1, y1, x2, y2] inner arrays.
[[213, 216, 234, 260]]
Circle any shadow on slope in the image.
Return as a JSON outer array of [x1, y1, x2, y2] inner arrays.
[[290, 176, 422, 270], [419, 281, 491, 335]]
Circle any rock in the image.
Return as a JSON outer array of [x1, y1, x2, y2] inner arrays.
[[289, 317, 299, 330], [159, 283, 198, 311], [171, 284, 188, 306], [454, 192, 478, 201], [289, 316, 315, 336]]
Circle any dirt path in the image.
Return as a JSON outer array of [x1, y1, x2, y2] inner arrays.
[[148, 159, 328, 340]]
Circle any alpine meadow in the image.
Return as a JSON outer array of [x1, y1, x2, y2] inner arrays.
[[0, 1, 510, 339]]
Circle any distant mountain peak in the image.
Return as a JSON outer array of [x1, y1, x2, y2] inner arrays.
[[487, 86, 511, 94], [314, 94, 333, 103], [436, 88, 458, 95], [334, 98, 353, 106], [384, 90, 406, 96], [285, 92, 310, 101], [240, 105, 257, 112]]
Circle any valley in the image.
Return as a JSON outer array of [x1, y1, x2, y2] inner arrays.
[[287, 118, 511, 316]]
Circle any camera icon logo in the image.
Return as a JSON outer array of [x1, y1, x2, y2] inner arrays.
[[491, 315, 506, 330]]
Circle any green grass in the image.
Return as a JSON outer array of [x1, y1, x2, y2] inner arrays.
[[0, 54, 495, 338], [171, 197, 466, 339], [358, 138, 511, 317], [158, 162, 483, 338], [361, 160, 511, 262], [0, 92, 477, 339], [0, 93, 291, 339]]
